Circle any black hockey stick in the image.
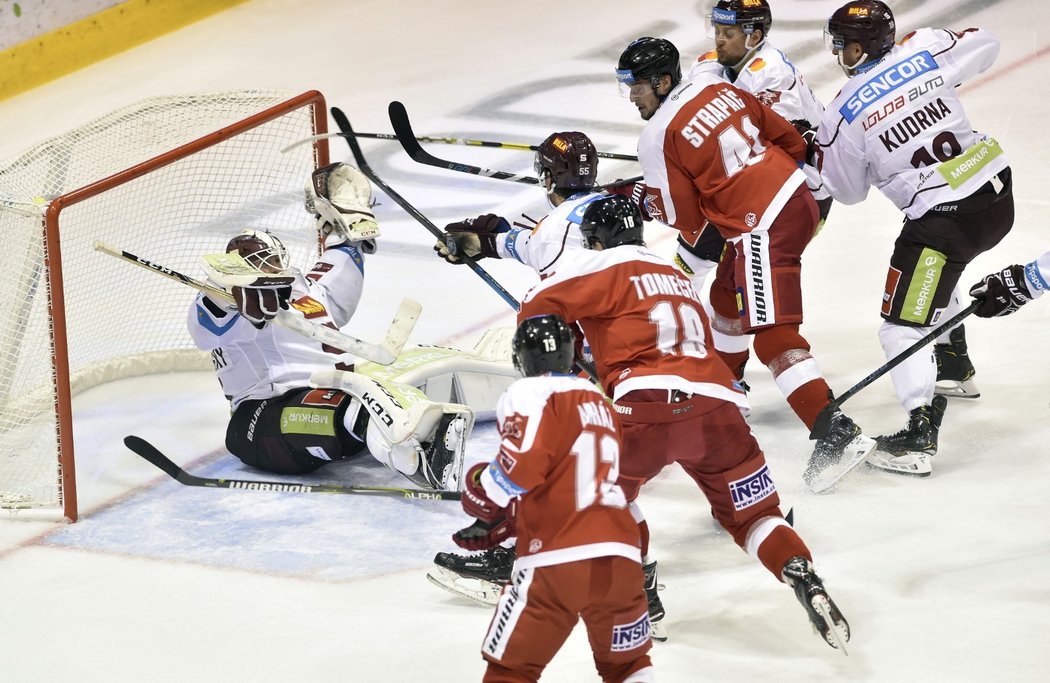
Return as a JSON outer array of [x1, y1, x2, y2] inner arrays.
[[809, 301, 980, 440], [388, 101, 643, 188], [125, 435, 462, 501], [283, 130, 638, 161], [331, 106, 521, 311]]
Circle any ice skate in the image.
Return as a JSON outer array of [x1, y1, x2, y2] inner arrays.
[[804, 412, 876, 493], [426, 545, 516, 606], [935, 326, 980, 399], [642, 560, 668, 642], [782, 556, 850, 654], [868, 396, 947, 477], [412, 413, 468, 490]]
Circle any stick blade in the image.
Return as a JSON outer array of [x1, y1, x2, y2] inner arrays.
[[124, 435, 182, 480], [380, 298, 422, 359]]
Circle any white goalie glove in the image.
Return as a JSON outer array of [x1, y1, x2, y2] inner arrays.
[[305, 162, 380, 251]]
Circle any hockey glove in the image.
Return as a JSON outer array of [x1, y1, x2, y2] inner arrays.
[[969, 264, 1032, 317], [460, 463, 503, 522], [232, 284, 292, 327], [452, 517, 513, 551], [605, 180, 653, 221], [790, 119, 819, 168], [305, 163, 380, 248], [438, 214, 509, 264]]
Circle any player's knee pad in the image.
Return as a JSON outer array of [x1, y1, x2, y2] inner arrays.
[[752, 325, 810, 365], [878, 319, 927, 356]]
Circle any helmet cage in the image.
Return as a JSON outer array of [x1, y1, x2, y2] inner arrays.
[[227, 229, 289, 274]]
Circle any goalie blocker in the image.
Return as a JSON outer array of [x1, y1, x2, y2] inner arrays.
[[226, 371, 474, 491]]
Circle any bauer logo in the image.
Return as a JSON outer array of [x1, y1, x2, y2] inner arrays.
[[840, 51, 937, 123], [611, 612, 651, 651], [729, 465, 775, 511]]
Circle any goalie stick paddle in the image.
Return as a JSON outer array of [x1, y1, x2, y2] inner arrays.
[[388, 101, 643, 189], [809, 301, 980, 440], [93, 241, 417, 366], [282, 131, 639, 161], [124, 435, 462, 501]]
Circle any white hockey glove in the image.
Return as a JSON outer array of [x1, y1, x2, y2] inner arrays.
[[304, 162, 380, 251]]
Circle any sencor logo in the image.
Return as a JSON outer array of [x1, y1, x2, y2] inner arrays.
[[840, 51, 937, 123]]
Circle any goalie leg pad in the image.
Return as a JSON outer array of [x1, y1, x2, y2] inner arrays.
[[225, 388, 363, 474]]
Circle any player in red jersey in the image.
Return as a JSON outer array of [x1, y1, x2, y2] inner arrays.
[[614, 36, 874, 492], [513, 195, 850, 652], [452, 314, 654, 683]]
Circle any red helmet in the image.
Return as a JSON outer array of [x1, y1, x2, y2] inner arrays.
[[533, 132, 598, 193], [226, 229, 288, 273], [826, 1, 896, 67]]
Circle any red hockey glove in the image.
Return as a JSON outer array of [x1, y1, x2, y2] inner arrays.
[[604, 180, 653, 221], [460, 463, 502, 522], [232, 285, 292, 327], [452, 517, 513, 551], [970, 264, 1032, 318]]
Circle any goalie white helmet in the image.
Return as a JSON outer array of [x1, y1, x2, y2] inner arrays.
[[304, 162, 380, 248], [226, 229, 289, 273]]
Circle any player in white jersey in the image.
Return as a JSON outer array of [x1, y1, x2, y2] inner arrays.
[[970, 252, 1050, 318], [685, 0, 832, 390], [435, 131, 602, 276], [816, 1, 1014, 476], [188, 163, 472, 490]]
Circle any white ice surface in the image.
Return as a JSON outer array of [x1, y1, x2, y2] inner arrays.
[[2, 1, 1049, 681]]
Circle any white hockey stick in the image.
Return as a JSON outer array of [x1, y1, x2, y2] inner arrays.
[[93, 241, 420, 365]]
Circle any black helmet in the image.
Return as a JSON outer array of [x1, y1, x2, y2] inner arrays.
[[534, 132, 598, 193], [710, 0, 772, 36], [512, 314, 576, 377], [580, 195, 645, 250], [616, 37, 682, 91], [826, 1, 895, 69]]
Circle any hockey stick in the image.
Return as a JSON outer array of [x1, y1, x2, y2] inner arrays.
[[330, 106, 520, 310], [125, 435, 462, 500], [282, 131, 638, 161], [93, 241, 420, 366], [809, 301, 980, 440], [388, 101, 643, 188]]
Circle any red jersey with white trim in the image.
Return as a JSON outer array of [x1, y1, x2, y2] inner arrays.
[[480, 375, 640, 571], [636, 72, 809, 241], [518, 245, 747, 408]]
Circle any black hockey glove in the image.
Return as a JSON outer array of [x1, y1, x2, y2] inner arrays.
[[969, 264, 1032, 317], [232, 284, 292, 327], [790, 119, 819, 167], [437, 214, 510, 265]]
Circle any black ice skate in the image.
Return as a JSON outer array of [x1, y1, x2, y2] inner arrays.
[[411, 413, 468, 490], [642, 560, 668, 642], [804, 412, 876, 494], [782, 556, 850, 654], [868, 395, 948, 477], [935, 325, 980, 399], [426, 545, 516, 606]]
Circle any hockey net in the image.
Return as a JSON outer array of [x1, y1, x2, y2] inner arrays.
[[0, 90, 329, 522]]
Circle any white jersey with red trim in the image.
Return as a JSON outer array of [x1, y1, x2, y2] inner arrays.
[[187, 244, 366, 408], [495, 192, 603, 276], [816, 27, 1007, 219], [479, 374, 640, 571], [518, 244, 747, 407], [690, 41, 828, 200]]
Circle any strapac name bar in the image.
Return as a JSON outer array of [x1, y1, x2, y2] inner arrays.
[[840, 51, 938, 123]]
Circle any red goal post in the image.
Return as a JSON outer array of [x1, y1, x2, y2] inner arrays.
[[0, 90, 330, 522]]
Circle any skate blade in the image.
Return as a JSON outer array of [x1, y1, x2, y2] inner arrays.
[[426, 567, 502, 607], [650, 617, 668, 642], [935, 377, 980, 400], [865, 449, 932, 477], [805, 435, 877, 494], [812, 595, 849, 656]]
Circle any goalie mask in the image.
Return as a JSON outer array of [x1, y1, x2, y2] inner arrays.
[[512, 315, 576, 377], [580, 195, 645, 250], [825, 0, 895, 76], [534, 132, 598, 196], [226, 229, 289, 274]]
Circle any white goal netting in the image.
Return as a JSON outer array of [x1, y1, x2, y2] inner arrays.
[[0, 90, 328, 520]]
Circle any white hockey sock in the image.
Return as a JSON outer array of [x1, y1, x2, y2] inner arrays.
[[879, 321, 936, 413]]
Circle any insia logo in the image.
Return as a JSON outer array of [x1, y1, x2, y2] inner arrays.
[[729, 464, 775, 511], [611, 612, 652, 651], [840, 51, 937, 123]]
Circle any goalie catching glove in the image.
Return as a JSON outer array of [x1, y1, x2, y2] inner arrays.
[[435, 213, 510, 264], [305, 162, 379, 251], [453, 462, 516, 550], [969, 264, 1032, 318]]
